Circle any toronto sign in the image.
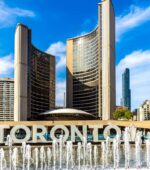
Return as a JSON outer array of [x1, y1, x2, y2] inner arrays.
[[0, 124, 137, 143]]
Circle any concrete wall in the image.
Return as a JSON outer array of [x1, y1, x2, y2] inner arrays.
[[14, 24, 29, 121], [102, 0, 116, 120], [0, 120, 150, 129]]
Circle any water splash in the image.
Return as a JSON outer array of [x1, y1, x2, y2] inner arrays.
[[0, 127, 149, 169], [77, 142, 81, 170], [82, 137, 87, 168], [146, 139, 150, 168], [59, 135, 63, 169], [5, 135, 13, 170], [40, 146, 46, 170], [135, 131, 142, 169], [0, 148, 6, 170], [66, 141, 73, 169], [21, 142, 26, 170], [12, 147, 18, 170], [33, 148, 39, 170], [94, 145, 98, 169], [113, 135, 120, 169], [47, 147, 52, 169], [26, 144, 32, 170], [124, 127, 130, 169], [52, 140, 57, 170]]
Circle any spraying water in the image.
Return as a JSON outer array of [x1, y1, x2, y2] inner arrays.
[[135, 131, 142, 169], [77, 142, 81, 170], [47, 147, 51, 169], [0, 148, 6, 170], [26, 144, 32, 170], [0, 127, 150, 169], [124, 127, 130, 169], [33, 148, 39, 170], [59, 135, 63, 169], [21, 142, 26, 170], [12, 147, 18, 170], [40, 146, 46, 170], [113, 135, 120, 169], [5, 135, 13, 170], [94, 145, 98, 169]]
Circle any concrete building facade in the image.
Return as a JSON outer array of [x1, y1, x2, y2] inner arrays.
[[0, 78, 14, 121], [138, 100, 150, 121], [121, 68, 131, 110], [14, 24, 55, 121], [66, 0, 116, 120]]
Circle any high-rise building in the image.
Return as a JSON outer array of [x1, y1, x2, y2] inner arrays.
[[138, 100, 150, 121], [0, 78, 14, 121], [14, 24, 55, 121], [66, 0, 116, 120], [121, 68, 131, 110]]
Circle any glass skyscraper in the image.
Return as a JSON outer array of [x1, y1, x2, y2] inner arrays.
[[121, 68, 131, 110], [66, 0, 116, 120]]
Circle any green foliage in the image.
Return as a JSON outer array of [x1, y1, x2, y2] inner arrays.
[[113, 109, 133, 120]]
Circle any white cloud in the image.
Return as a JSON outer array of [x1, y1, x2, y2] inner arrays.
[[116, 5, 150, 41], [46, 42, 66, 106], [0, 54, 14, 76], [116, 50, 150, 110], [56, 80, 66, 107], [46, 41, 66, 70], [0, 1, 35, 28]]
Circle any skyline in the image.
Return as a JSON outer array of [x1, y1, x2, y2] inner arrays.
[[0, 0, 150, 110]]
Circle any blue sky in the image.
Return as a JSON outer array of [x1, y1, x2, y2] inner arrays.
[[0, 0, 150, 110]]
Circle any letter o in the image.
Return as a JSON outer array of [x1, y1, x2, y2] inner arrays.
[[10, 125, 31, 143], [50, 125, 69, 142], [103, 125, 121, 141]]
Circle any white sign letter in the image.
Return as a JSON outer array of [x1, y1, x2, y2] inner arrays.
[[33, 125, 47, 142], [71, 125, 87, 142], [0, 125, 10, 143], [10, 125, 31, 143], [89, 125, 103, 142], [50, 125, 69, 142], [103, 125, 121, 142]]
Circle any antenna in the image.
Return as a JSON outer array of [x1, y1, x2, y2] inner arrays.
[[64, 92, 66, 108]]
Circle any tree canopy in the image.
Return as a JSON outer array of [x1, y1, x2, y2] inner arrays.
[[113, 109, 133, 120]]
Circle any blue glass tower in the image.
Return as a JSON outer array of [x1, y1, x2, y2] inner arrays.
[[121, 68, 131, 110]]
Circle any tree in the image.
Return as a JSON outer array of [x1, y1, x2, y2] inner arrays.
[[125, 110, 133, 120], [113, 109, 133, 120]]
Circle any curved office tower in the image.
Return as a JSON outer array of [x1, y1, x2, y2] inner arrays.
[[66, 0, 116, 120], [14, 24, 55, 121]]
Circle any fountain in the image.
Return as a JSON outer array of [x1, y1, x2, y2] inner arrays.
[[124, 127, 130, 169], [86, 143, 92, 169], [21, 142, 26, 170], [77, 142, 81, 170], [0, 148, 6, 170], [113, 135, 120, 169], [5, 135, 13, 170], [146, 139, 150, 169], [12, 147, 18, 170], [26, 144, 32, 170], [47, 147, 51, 169], [1, 127, 150, 169], [135, 131, 142, 169], [33, 147, 39, 170], [94, 145, 98, 169]]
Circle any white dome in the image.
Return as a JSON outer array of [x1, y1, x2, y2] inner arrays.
[[40, 108, 95, 117]]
